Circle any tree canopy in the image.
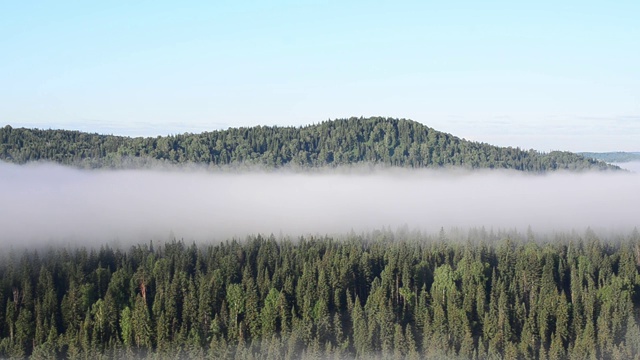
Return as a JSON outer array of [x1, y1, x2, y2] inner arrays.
[[1, 228, 639, 359], [1, 117, 616, 171]]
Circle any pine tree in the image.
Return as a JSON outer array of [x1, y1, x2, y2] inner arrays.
[[351, 296, 369, 356]]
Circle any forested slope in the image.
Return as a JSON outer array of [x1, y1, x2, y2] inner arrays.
[[1, 229, 640, 359], [0, 117, 615, 171]]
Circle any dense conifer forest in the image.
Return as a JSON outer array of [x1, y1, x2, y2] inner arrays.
[[0, 117, 615, 171], [1, 229, 640, 359], [1, 117, 632, 359]]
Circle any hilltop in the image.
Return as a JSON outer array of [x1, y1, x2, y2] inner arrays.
[[0, 117, 616, 171]]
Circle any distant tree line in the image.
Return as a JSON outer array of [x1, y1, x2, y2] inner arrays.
[[0, 117, 615, 171], [1, 228, 640, 359], [580, 152, 640, 163]]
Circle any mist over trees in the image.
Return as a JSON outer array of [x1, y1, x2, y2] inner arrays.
[[3, 162, 638, 247], [0, 117, 615, 171], [0, 117, 632, 359], [1, 229, 640, 359]]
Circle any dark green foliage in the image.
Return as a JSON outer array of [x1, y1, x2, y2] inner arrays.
[[0, 117, 616, 171], [1, 229, 639, 358]]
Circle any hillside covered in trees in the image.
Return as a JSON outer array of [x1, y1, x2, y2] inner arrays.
[[0, 117, 615, 171], [1, 229, 640, 359]]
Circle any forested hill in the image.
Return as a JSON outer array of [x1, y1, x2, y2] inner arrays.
[[0, 117, 615, 171]]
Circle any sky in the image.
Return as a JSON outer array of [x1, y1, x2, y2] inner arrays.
[[1, 0, 638, 152]]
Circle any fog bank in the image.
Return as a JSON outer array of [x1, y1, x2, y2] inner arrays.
[[612, 161, 640, 173], [0, 162, 638, 248]]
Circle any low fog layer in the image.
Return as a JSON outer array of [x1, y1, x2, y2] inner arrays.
[[1, 162, 638, 248], [612, 161, 640, 173]]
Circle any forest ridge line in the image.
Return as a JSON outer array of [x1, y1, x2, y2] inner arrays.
[[0, 117, 617, 172]]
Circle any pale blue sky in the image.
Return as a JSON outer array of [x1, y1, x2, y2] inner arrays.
[[1, 1, 638, 151]]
